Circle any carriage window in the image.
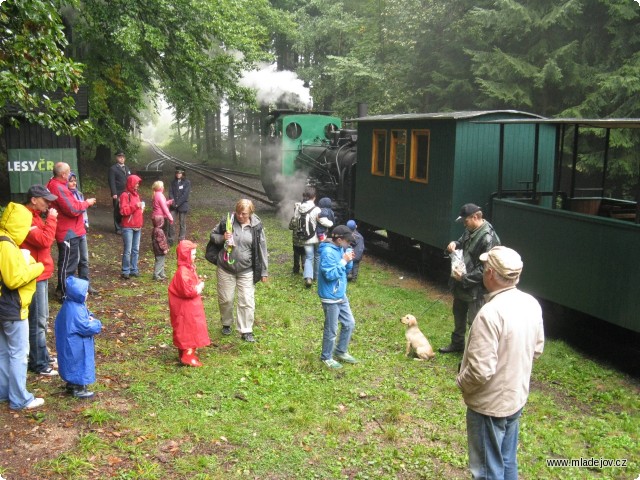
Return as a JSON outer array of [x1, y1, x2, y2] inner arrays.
[[410, 129, 430, 183], [285, 122, 302, 140], [389, 130, 406, 179], [371, 129, 387, 176]]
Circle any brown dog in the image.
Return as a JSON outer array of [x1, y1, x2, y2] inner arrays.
[[401, 314, 435, 360]]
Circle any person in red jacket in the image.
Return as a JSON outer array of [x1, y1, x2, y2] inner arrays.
[[168, 240, 210, 367], [118, 175, 144, 279], [20, 185, 59, 376], [46, 162, 96, 299]]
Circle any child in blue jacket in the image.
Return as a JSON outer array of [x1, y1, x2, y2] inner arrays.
[[317, 225, 358, 369], [55, 276, 102, 399]]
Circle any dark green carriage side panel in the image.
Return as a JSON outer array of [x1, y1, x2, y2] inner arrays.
[[354, 111, 554, 250], [452, 120, 556, 218], [354, 119, 457, 249], [279, 114, 342, 175], [493, 199, 640, 332]]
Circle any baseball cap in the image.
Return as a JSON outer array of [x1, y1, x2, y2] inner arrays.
[[456, 203, 481, 222], [331, 225, 354, 242], [479, 246, 523, 280], [346, 220, 357, 231], [27, 185, 57, 202]]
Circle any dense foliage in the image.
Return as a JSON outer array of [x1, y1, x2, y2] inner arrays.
[[1, 0, 638, 185], [0, 0, 89, 136]]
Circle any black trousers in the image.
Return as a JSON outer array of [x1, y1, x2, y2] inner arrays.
[[56, 236, 80, 297]]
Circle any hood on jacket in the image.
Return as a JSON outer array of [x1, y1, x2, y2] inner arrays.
[[318, 197, 332, 208], [152, 215, 165, 228], [298, 200, 317, 214], [176, 239, 197, 266], [65, 276, 89, 303], [0, 202, 33, 245], [126, 174, 142, 192]]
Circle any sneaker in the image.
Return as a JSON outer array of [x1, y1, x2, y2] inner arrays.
[[222, 326, 232, 336], [49, 357, 58, 369], [38, 366, 59, 376], [335, 352, 359, 364], [121, 273, 130, 280], [88, 286, 100, 295], [130, 272, 139, 278], [323, 359, 343, 369], [65, 383, 80, 394], [304, 278, 313, 288], [241, 332, 256, 343], [73, 386, 95, 399], [23, 397, 45, 410]]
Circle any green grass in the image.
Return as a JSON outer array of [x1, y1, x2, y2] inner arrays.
[[25, 206, 640, 479]]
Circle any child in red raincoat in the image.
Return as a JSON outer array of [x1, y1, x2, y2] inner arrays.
[[168, 240, 210, 366]]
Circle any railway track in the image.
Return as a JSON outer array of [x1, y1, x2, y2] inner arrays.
[[144, 141, 276, 207]]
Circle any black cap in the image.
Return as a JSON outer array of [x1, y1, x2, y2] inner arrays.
[[456, 203, 481, 222], [27, 185, 57, 202], [331, 225, 354, 242], [175, 166, 185, 173], [115, 151, 125, 157]]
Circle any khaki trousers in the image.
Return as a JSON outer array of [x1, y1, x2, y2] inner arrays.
[[217, 267, 255, 334]]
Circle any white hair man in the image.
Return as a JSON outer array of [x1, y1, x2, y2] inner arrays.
[[456, 246, 544, 480]]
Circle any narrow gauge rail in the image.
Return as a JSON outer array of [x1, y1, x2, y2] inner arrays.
[[144, 141, 276, 207]]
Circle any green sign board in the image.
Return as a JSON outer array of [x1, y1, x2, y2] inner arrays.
[[8, 148, 79, 193]]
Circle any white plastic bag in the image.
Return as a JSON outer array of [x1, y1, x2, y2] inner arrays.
[[450, 250, 466, 278]]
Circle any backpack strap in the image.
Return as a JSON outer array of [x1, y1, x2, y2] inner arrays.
[[0, 235, 16, 246]]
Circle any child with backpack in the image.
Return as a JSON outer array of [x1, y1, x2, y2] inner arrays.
[[151, 215, 169, 280], [290, 186, 321, 288]]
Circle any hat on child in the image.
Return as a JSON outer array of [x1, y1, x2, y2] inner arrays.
[[455, 203, 482, 222], [331, 225, 354, 243], [479, 246, 523, 280], [346, 220, 357, 231]]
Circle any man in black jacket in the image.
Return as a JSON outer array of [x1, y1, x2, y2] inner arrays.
[[168, 167, 191, 244], [108, 152, 130, 234], [439, 203, 500, 353]]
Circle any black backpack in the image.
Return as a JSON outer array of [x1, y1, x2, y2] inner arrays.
[[291, 208, 316, 241]]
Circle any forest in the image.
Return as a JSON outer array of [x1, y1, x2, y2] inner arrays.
[[1, 0, 639, 186]]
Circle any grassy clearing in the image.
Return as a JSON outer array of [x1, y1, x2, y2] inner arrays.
[[22, 199, 640, 479]]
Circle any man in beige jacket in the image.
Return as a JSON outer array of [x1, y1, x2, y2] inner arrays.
[[456, 246, 544, 480]]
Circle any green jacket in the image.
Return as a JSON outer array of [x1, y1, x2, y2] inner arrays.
[[451, 220, 500, 302]]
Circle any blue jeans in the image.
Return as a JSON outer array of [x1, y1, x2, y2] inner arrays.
[[121, 228, 141, 275], [303, 243, 319, 280], [0, 319, 35, 409], [28, 280, 51, 373], [467, 407, 522, 480], [320, 298, 355, 361]]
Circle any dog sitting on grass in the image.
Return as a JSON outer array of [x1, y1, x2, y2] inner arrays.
[[401, 314, 435, 360]]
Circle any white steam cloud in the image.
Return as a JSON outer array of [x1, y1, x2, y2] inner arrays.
[[240, 63, 312, 110]]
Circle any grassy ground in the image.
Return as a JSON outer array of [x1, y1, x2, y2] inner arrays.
[[1, 150, 638, 479]]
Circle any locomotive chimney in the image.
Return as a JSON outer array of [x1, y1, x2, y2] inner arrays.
[[357, 103, 368, 118]]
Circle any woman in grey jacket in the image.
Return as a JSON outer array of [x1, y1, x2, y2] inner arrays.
[[210, 199, 268, 343]]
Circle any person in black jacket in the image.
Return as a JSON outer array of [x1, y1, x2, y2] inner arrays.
[[108, 152, 130, 234], [168, 167, 191, 244], [439, 203, 500, 354]]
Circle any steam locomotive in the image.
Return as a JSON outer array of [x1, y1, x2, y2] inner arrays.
[[260, 109, 640, 333]]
